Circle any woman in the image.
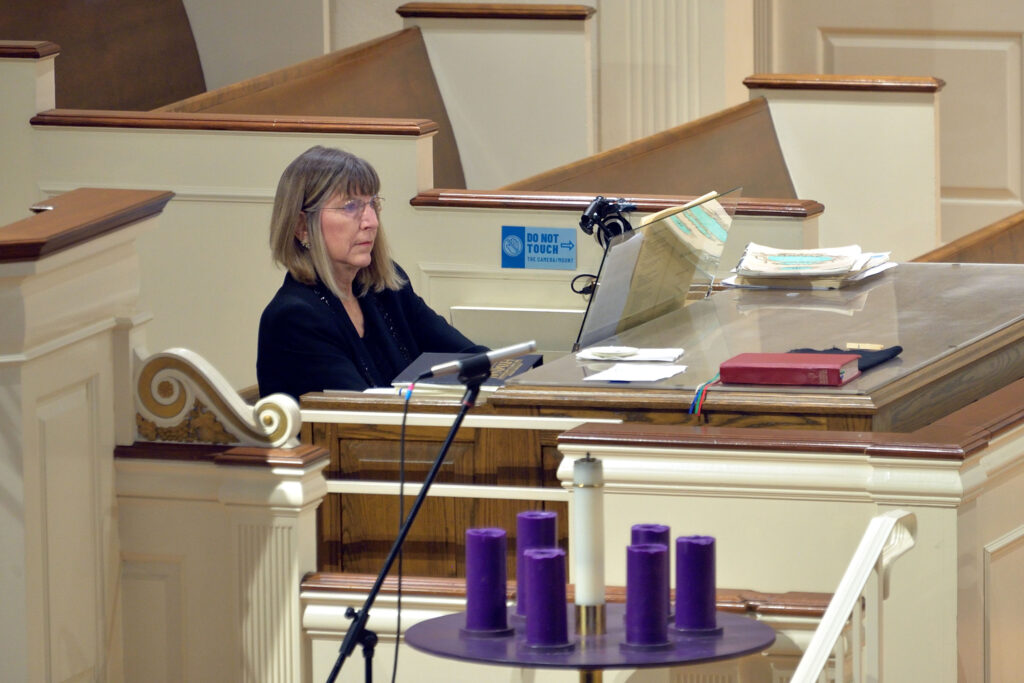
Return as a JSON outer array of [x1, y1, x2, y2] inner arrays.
[[257, 146, 486, 399]]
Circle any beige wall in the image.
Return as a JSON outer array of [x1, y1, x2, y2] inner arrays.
[[766, 0, 1024, 242]]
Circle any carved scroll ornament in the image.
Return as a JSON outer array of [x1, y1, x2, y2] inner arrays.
[[135, 347, 301, 448]]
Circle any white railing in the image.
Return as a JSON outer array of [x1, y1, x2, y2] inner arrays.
[[791, 509, 917, 683]]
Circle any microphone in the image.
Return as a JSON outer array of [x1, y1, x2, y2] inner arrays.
[[416, 340, 538, 380]]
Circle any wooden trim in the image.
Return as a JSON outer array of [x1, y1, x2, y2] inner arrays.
[[114, 441, 329, 468], [557, 375, 1024, 462], [412, 189, 824, 219], [396, 3, 595, 20], [743, 74, 946, 93], [301, 572, 830, 618], [114, 442, 226, 461], [555, 421, 971, 461], [29, 109, 439, 136], [0, 188, 173, 263], [0, 40, 60, 59], [214, 444, 329, 469], [914, 209, 1024, 264]]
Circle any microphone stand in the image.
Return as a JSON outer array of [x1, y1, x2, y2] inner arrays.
[[325, 358, 493, 683]]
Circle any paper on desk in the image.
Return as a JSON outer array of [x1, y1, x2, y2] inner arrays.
[[583, 363, 687, 382], [576, 347, 684, 362]]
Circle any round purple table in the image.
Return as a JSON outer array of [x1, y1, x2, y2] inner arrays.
[[404, 604, 775, 677]]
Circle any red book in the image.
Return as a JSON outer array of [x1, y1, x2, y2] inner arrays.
[[719, 352, 861, 386]]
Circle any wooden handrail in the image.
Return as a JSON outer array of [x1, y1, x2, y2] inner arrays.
[[0, 188, 173, 263], [0, 40, 60, 59], [301, 572, 831, 618], [744, 74, 946, 93], [396, 3, 596, 20], [914, 209, 1024, 264], [412, 188, 823, 218], [30, 109, 439, 136]]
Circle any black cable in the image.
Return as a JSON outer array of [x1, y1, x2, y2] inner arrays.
[[571, 273, 597, 296]]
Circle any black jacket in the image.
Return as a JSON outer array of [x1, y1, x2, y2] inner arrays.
[[257, 268, 485, 399]]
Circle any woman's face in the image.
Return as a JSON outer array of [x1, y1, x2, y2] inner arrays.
[[314, 191, 380, 282]]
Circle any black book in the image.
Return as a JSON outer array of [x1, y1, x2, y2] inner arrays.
[[392, 351, 543, 391]]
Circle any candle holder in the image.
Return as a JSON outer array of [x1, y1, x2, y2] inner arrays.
[[574, 604, 607, 637]]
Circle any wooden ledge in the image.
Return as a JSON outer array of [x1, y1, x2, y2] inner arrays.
[[0, 188, 173, 263], [744, 74, 946, 93], [114, 441, 329, 468], [0, 40, 61, 59], [558, 375, 1024, 462], [301, 572, 830, 618], [30, 109, 439, 136], [214, 444, 329, 468], [397, 3, 595, 20], [413, 189, 824, 219]]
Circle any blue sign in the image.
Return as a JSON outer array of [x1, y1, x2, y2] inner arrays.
[[501, 226, 576, 270]]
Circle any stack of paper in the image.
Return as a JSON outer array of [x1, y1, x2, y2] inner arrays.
[[723, 243, 896, 290]]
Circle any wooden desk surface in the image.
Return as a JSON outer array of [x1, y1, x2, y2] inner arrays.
[[497, 262, 1024, 431]]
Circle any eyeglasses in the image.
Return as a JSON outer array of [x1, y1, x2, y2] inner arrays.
[[318, 195, 383, 217]]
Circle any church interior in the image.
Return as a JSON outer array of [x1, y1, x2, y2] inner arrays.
[[2, 1, 1024, 681]]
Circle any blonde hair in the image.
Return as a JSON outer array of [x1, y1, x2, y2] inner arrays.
[[269, 146, 405, 299]]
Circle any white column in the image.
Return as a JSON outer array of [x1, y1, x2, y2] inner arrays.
[[218, 449, 329, 683], [0, 219, 154, 682]]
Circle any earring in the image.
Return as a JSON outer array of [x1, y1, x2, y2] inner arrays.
[[300, 239, 310, 250]]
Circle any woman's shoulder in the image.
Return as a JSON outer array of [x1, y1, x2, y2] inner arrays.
[[262, 274, 322, 321]]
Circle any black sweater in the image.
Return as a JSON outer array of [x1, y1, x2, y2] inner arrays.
[[257, 269, 485, 399]]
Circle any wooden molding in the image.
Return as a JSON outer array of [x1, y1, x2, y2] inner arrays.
[[412, 188, 824, 218], [114, 441, 226, 461], [30, 109, 439, 136], [396, 3, 595, 20], [0, 188, 173, 263], [557, 376, 1024, 462], [744, 74, 946, 93], [0, 40, 60, 59], [214, 444, 329, 469], [114, 441, 328, 468], [301, 572, 830, 618]]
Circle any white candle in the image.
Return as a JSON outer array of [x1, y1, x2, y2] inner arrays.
[[572, 455, 605, 606]]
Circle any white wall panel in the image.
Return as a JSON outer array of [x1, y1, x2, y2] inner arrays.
[[121, 559, 184, 683], [769, 0, 1024, 246], [37, 380, 101, 682], [984, 526, 1024, 681]]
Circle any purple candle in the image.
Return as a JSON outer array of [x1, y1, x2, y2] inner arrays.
[[625, 543, 669, 645], [464, 528, 509, 632], [631, 523, 670, 547], [675, 535, 717, 631], [522, 547, 570, 646], [516, 511, 558, 616], [632, 523, 672, 618]]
